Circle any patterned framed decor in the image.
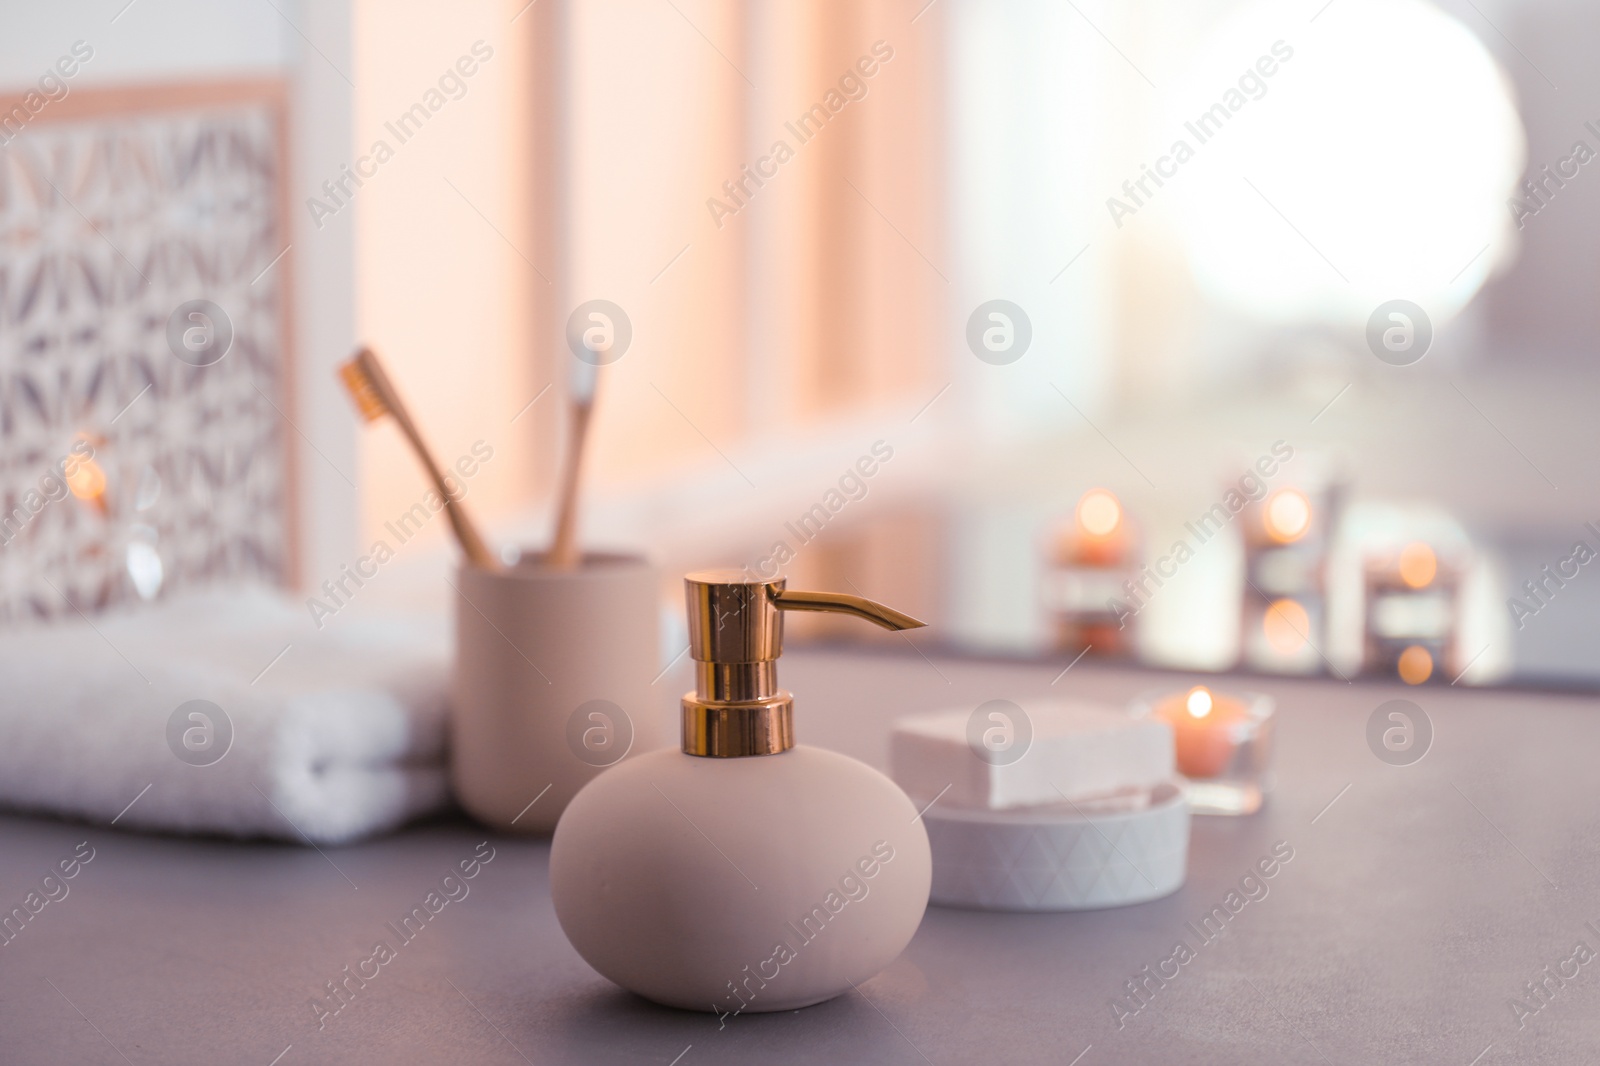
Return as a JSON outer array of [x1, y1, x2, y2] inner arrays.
[[0, 80, 296, 625]]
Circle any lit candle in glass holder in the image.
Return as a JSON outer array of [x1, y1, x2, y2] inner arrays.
[[1363, 540, 1458, 685], [1043, 489, 1141, 656], [1132, 685, 1276, 816], [1072, 488, 1128, 564], [1240, 472, 1343, 675]]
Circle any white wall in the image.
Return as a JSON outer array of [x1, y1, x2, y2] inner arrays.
[[0, 1, 292, 89]]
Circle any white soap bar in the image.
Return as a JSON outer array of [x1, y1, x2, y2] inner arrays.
[[890, 700, 1174, 812]]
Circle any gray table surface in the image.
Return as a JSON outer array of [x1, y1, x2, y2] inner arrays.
[[2, 647, 1596, 1065]]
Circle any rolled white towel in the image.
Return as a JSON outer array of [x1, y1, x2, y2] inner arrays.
[[0, 584, 450, 845]]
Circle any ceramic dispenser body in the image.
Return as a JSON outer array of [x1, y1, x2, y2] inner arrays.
[[550, 572, 933, 1013]]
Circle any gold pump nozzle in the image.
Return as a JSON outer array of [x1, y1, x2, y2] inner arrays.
[[769, 589, 924, 631], [680, 571, 926, 757]]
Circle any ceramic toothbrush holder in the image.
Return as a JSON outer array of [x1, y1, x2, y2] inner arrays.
[[452, 552, 660, 833]]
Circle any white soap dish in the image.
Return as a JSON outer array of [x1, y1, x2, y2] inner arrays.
[[923, 781, 1189, 911]]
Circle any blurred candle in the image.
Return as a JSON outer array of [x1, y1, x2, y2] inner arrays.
[[1045, 488, 1140, 656], [1397, 644, 1433, 684], [1263, 487, 1312, 544], [1154, 685, 1249, 779], [65, 439, 109, 517], [1076, 488, 1121, 537], [1070, 488, 1128, 565], [1263, 598, 1311, 656], [1133, 686, 1276, 815], [1398, 541, 1437, 589]]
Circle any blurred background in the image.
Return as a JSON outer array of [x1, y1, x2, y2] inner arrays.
[[4, 0, 1598, 688]]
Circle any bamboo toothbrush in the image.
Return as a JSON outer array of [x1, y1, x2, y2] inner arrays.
[[546, 356, 597, 571], [338, 346, 500, 571]]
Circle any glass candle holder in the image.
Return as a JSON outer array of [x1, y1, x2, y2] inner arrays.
[[1129, 686, 1276, 816], [1042, 488, 1142, 658]]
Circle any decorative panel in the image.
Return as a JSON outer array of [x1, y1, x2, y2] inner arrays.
[[0, 83, 294, 625]]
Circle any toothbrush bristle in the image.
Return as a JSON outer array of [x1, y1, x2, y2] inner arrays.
[[338, 358, 389, 423]]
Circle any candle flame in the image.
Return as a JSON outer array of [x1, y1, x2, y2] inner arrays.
[[1398, 644, 1434, 685], [1185, 686, 1214, 719], [66, 455, 107, 502], [1264, 598, 1311, 655], [1075, 489, 1121, 538], [1264, 488, 1312, 543], [1398, 542, 1437, 589]]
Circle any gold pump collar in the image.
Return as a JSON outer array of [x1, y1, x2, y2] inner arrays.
[[680, 572, 925, 757]]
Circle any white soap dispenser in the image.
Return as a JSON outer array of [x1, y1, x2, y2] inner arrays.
[[550, 571, 933, 1014]]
